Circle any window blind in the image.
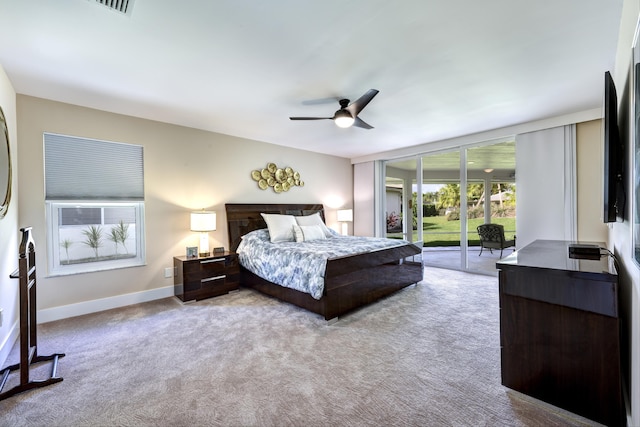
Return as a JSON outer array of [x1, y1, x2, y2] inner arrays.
[[44, 133, 144, 201]]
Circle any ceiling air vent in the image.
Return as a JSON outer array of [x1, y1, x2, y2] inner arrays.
[[90, 0, 135, 16]]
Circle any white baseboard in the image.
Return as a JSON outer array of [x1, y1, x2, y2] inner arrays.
[[37, 285, 175, 324]]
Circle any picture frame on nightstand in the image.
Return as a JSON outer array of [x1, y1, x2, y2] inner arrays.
[[186, 246, 198, 258]]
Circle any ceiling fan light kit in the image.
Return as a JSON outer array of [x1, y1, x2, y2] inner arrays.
[[290, 89, 379, 130], [334, 109, 354, 128]]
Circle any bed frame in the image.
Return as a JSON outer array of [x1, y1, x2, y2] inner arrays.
[[225, 203, 423, 320]]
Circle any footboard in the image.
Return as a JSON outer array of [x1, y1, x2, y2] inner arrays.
[[324, 242, 422, 286], [321, 244, 423, 319], [240, 243, 423, 320]]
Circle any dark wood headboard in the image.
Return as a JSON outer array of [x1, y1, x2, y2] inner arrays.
[[225, 203, 325, 252]]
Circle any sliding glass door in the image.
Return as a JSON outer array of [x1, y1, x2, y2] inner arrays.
[[465, 142, 516, 272], [421, 150, 462, 270], [382, 139, 516, 274]]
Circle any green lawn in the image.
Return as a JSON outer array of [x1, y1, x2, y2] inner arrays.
[[389, 216, 516, 247]]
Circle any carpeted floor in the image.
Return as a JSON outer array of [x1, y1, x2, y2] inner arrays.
[[0, 267, 601, 426]]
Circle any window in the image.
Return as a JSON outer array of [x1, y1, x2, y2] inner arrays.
[[44, 133, 145, 276]]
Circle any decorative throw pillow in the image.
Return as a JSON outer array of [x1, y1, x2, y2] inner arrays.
[[260, 213, 297, 242], [295, 212, 333, 237], [293, 224, 327, 242]]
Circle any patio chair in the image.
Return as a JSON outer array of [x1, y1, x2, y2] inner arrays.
[[476, 223, 515, 258]]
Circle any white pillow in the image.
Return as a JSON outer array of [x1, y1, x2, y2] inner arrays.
[[295, 212, 332, 237], [261, 213, 297, 242], [293, 224, 327, 242]]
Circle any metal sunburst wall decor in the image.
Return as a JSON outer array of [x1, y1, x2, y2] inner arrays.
[[251, 163, 304, 193]]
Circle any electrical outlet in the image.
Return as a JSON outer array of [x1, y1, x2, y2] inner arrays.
[[164, 267, 173, 278]]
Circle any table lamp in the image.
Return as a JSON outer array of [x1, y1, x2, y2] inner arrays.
[[190, 210, 216, 257], [336, 209, 353, 236]]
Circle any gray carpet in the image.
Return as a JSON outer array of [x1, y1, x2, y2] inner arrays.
[[0, 267, 600, 426]]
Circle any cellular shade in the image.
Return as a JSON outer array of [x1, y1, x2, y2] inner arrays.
[[44, 133, 144, 201]]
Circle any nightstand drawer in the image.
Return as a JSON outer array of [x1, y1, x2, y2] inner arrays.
[[200, 257, 227, 275], [174, 252, 239, 302], [183, 258, 226, 282], [201, 274, 227, 290]]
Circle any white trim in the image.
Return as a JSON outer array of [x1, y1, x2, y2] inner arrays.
[[374, 160, 386, 237], [351, 108, 601, 164], [37, 285, 174, 324], [414, 156, 424, 246], [564, 124, 578, 242], [46, 201, 146, 277], [460, 148, 468, 270]]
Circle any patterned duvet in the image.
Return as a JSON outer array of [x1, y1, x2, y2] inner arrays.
[[236, 228, 409, 299]]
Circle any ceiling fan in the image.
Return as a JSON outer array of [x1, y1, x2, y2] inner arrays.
[[289, 89, 379, 129]]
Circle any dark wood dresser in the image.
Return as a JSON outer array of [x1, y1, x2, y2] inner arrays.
[[496, 240, 624, 426], [174, 252, 239, 302]]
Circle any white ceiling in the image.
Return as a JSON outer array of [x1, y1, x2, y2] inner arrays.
[[0, 0, 623, 159]]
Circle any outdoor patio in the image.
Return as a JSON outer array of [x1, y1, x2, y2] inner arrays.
[[423, 246, 513, 276]]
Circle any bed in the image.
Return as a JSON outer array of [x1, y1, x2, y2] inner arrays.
[[225, 203, 423, 320]]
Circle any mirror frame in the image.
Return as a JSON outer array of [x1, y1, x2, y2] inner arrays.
[[0, 105, 11, 219]]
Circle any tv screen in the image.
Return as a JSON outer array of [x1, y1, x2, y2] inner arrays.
[[603, 71, 625, 223]]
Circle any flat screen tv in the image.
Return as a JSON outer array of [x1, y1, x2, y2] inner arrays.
[[603, 71, 625, 223]]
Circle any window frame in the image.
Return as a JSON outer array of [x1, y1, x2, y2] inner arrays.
[[46, 201, 146, 276]]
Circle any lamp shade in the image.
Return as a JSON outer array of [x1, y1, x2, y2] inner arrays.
[[190, 211, 217, 232], [337, 209, 353, 222]]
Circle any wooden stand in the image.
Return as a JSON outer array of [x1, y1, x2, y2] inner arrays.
[[496, 240, 624, 426], [0, 227, 65, 401]]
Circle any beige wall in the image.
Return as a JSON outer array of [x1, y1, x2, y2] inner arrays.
[[0, 66, 19, 365], [353, 161, 375, 236], [576, 119, 609, 243], [16, 95, 352, 313]]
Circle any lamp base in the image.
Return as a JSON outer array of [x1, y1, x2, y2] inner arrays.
[[199, 232, 210, 258]]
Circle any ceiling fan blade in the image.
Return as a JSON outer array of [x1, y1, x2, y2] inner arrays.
[[353, 116, 374, 129], [289, 117, 333, 121], [346, 89, 379, 116], [301, 97, 340, 106]]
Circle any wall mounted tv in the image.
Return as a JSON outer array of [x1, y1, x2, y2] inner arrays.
[[603, 71, 625, 223]]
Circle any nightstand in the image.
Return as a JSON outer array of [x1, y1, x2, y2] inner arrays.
[[173, 252, 239, 302]]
